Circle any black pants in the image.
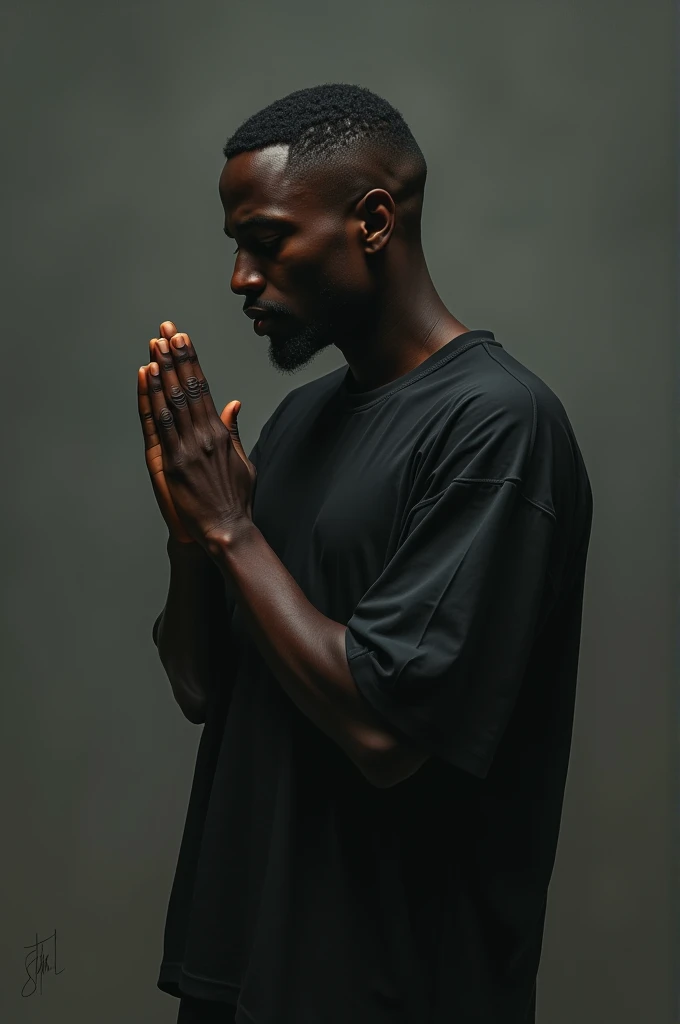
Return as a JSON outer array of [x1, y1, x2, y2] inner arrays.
[[176, 994, 238, 1022]]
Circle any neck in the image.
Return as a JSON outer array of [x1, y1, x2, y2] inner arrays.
[[336, 256, 470, 391]]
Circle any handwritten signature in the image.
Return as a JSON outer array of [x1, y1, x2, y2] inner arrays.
[[22, 929, 65, 997]]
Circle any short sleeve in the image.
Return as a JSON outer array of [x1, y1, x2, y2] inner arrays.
[[345, 471, 556, 780]]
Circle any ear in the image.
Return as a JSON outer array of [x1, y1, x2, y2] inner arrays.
[[360, 188, 395, 252]]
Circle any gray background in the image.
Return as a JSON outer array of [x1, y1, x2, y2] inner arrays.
[[1, 1, 677, 1022]]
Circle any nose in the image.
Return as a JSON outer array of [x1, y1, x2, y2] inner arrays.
[[230, 257, 266, 297]]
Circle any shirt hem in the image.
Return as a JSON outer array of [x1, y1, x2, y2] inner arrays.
[[157, 960, 240, 1005]]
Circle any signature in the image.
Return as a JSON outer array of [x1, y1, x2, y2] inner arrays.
[[22, 929, 65, 997]]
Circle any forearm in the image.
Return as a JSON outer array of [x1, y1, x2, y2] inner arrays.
[[156, 535, 234, 722], [205, 522, 400, 784]]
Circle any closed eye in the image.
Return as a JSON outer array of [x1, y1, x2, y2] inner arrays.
[[233, 238, 281, 256]]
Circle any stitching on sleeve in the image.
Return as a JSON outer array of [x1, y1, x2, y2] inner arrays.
[[407, 477, 555, 522], [519, 492, 556, 521]]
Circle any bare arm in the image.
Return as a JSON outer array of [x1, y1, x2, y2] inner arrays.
[[153, 535, 236, 723], [206, 521, 430, 787]]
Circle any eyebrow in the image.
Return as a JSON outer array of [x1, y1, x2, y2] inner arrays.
[[223, 215, 289, 238]]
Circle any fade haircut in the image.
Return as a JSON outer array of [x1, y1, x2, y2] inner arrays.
[[222, 83, 428, 216]]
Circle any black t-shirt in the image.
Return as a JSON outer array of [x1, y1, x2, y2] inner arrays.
[[155, 330, 593, 1024]]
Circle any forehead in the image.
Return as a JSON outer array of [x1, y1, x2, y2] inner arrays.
[[219, 145, 310, 226]]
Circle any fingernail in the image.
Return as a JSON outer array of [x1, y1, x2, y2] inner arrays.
[[172, 335, 186, 348], [157, 338, 169, 353]]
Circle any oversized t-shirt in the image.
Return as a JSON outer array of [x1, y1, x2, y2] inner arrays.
[[154, 329, 593, 1024]]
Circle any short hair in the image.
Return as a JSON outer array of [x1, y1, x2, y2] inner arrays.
[[222, 82, 427, 197]]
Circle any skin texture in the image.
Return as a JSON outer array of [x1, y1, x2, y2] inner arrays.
[[219, 143, 469, 384], [141, 141, 471, 787], [139, 325, 254, 544]]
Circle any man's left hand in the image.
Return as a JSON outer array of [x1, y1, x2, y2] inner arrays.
[[139, 323, 256, 550]]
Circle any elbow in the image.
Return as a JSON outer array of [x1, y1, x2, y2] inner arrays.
[[154, 627, 207, 724], [359, 740, 397, 788], [162, 663, 208, 724], [177, 688, 207, 724], [184, 710, 206, 725], [366, 742, 431, 789]]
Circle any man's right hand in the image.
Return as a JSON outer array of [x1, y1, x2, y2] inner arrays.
[[139, 320, 249, 546]]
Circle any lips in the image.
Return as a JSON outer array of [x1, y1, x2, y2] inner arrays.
[[253, 316, 272, 335]]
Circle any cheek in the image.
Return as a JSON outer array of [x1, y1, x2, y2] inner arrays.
[[285, 228, 366, 307], [284, 235, 329, 291], [317, 239, 367, 297], [285, 243, 340, 301]]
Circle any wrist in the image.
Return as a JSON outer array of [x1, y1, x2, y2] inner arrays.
[[203, 519, 257, 566], [166, 533, 211, 560]]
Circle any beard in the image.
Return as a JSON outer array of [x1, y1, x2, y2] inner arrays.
[[265, 315, 336, 374], [264, 271, 368, 375]]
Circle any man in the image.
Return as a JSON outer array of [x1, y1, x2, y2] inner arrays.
[[144, 83, 593, 1024]]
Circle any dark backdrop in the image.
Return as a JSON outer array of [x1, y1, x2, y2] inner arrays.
[[1, 2, 677, 1021]]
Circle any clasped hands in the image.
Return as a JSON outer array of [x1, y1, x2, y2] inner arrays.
[[137, 320, 256, 552]]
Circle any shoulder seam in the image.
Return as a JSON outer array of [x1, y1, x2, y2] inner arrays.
[[482, 341, 538, 463]]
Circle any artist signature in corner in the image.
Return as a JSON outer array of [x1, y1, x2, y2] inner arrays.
[[22, 929, 65, 997]]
